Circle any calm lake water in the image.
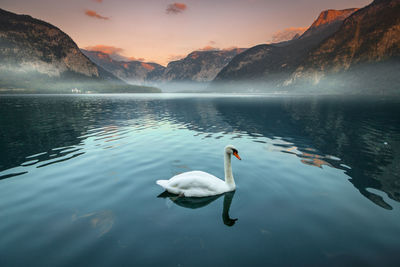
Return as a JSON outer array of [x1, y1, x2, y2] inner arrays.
[[1, 94, 400, 266]]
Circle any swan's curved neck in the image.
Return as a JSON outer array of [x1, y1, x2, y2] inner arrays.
[[224, 152, 235, 188]]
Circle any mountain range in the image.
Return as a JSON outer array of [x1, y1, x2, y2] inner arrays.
[[83, 48, 246, 84]]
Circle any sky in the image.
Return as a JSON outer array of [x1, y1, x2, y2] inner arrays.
[[1, 0, 371, 65]]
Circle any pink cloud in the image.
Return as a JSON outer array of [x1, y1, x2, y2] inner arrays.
[[198, 45, 219, 51], [270, 27, 307, 43], [85, 9, 109, 20], [127, 56, 145, 62], [84, 45, 144, 61], [166, 3, 187, 14], [85, 45, 122, 55]]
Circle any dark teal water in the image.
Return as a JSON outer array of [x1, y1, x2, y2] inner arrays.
[[1, 94, 400, 266]]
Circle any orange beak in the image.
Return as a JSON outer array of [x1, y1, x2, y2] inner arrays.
[[233, 151, 241, 160]]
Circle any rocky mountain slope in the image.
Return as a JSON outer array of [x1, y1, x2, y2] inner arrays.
[[288, 0, 400, 93], [0, 9, 159, 93], [81, 49, 165, 84], [213, 0, 400, 94], [163, 48, 246, 82], [214, 8, 358, 84]]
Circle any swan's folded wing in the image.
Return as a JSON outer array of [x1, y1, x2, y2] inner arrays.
[[168, 171, 226, 197]]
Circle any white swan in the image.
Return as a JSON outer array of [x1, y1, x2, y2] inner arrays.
[[156, 145, 241, 197]]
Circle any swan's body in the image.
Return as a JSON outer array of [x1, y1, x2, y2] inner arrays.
[[156, 145, 241, 197]]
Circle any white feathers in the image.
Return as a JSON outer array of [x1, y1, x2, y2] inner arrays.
[[156, 145, 240, 197]]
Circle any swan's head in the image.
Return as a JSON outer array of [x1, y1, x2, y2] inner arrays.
[[225, 145, 241, 160]]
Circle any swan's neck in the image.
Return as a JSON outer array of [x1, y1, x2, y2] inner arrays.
[[224, 152, 235, 188]]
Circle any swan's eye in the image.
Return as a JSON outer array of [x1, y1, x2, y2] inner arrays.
[[232, 149, 238, 154]]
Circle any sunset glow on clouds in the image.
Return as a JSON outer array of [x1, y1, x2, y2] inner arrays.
[[84, 45, 123, 55], [128, 56, 145, 62], [198, 45, 219, 51], [84, 9, 109, 20], [1, 0, 371, 65], [84, 45, 145, 61], [166, 3, 187, 14]]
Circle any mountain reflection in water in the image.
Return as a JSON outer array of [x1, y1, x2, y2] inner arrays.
[[1, 94, 399, 211]]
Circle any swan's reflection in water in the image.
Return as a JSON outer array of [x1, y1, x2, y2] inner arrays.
[[157, 191, 238, 227]]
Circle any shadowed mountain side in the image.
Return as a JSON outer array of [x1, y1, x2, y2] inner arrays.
[[296, 0, 400, 72], [288, 0, 400, 93], [212, 1, 400, 94]]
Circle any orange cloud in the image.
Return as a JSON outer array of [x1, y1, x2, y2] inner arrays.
[[85, 45, 122, 55], [128, 56, 145, 62], [85, 10, 109, 20], [270, 27, 307, 43], [166, 3, 187, 14], [84, 45, 143, 61], [198, 45, 218, 51]]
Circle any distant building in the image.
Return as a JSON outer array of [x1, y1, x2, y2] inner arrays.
[[71, 88, 81, 93]]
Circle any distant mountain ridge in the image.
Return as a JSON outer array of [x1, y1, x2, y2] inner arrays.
[[83, 47, 246, 86], [0, 8, 159, 93], [162, 48, 246, 82], [81, 49, 165, 84]]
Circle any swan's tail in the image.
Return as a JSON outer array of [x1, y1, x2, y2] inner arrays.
[[156, 180, 168, 189]]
